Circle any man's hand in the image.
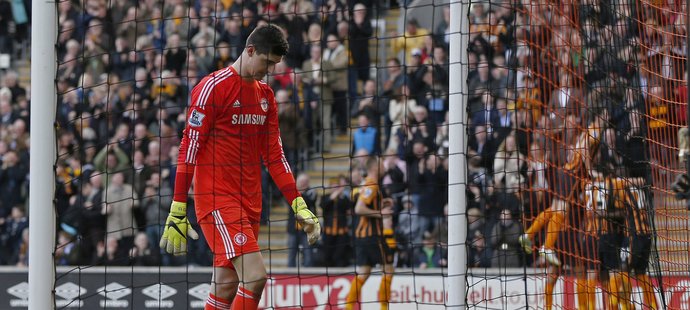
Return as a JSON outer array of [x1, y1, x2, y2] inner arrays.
[[292, 197, 321, 245], [159, 201, 199, 256]]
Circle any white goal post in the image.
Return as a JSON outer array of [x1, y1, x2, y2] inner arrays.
[[28, 0, 57, 309]]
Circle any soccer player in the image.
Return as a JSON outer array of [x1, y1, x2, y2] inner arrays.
[[621, 184, 658, 309], [158, 25, 321, 310], [584, 169, 646, 310], [519, 111, 607, 266], [345, 156, 396, 310]]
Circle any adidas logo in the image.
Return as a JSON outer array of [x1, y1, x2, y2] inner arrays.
[[233, 100, 240, 108]]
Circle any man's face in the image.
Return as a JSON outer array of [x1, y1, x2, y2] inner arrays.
[[248, 47, 283, 80]]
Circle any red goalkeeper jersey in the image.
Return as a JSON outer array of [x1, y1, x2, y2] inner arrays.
[[175, 67, 298, 221]]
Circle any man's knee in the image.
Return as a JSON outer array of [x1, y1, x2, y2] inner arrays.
[[212, 276, 239, 299], [243, 269, 268, 293]]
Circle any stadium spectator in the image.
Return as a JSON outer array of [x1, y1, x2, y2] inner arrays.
[[129, 232, 160, 266], [302, 44, 333, 151], [0, 91, 16, 127], [93, 237, 127, 266], [93, 143, 130, 177], [4, 71, 26, 103], [352, 79, 384, 122], [489, 209, 523, 267], [319, 175, 352, 267], [141, 173, 172, 251], [277, 89, 308, 171], [287, 173, 318, 267], [0, 205, 28, 265], [0, 1, 12, 54], [382, 148, 407, 198], [416, 154, 446, 233], [348, 3, 373, 101], [467, 230, 491, 268], [102, 172, 138, 256], [0, 151, 27, 216], [387, 84, 416, 151], [55, 230, 80, 266], [390, 18, 429, 66], [352, 113, 378, 155], [381, 57, 405, 98], [323, 33, 349, 133], [396, 195, 421, 267], [415, 231, 446, 269], [74, 173, 106, 264], [493, 133, 526, 194]]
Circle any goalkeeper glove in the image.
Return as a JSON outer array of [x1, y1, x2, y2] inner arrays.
[[159, 201, 199, 256], [291, 197, 321, 245]]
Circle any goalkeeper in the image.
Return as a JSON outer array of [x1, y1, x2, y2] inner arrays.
[[160, 25, 320, 310]]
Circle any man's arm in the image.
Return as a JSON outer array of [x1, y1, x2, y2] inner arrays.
[[354, 186, 392, 218], [354, 198, 384, 218], [161, 71, 236, 255], [172, 74, 225, 202]]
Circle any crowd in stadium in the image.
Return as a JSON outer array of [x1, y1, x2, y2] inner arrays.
[[466, 0, 683, 269], [0, 0, 452, 268], [0, 0, 681, 271]]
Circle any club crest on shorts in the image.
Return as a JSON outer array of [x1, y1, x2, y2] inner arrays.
[[188, 109, 205, 127], [234, 233, 248, 246], [260, 98, 269, 112]]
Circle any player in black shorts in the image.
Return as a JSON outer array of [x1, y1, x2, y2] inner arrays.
[[621, 186, 658, 309], [588, 172, 647, 310], [345, 156, 395, 310]]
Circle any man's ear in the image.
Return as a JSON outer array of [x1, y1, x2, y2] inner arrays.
[[246, 45, 255, 57]]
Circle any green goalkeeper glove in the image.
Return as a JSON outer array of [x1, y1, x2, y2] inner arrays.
[[291, 197, 321, 245], [159, 201, 199, 256]]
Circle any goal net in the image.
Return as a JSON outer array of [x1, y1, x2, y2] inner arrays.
[[465, 0, 688, 308], [4, 0, 455, 309]]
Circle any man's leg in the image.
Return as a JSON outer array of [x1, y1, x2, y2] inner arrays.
[[520, 200, 561, 254], [379, 263, 395, 310], [544, 265, 560, 310], [231, 251, 268, 310], [207, 267, 239, 310], [540, 199, 567, 266], [636, 274, 658, 310], [575, 264, 589, 309], [345, 265, 371, 310]]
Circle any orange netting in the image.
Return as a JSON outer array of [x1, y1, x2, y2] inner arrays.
[[469, 0, 688, 308]]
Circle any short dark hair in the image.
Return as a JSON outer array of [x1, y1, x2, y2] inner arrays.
[[365, 156, 379, 172], [246, 24, 289, 56]]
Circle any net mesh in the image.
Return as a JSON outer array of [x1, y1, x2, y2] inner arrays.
[[2, 0, 689, 308], [42, 0, 452, 309], [465, 0, 689, 309]]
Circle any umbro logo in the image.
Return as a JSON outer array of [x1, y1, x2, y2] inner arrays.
[[233, 100, 241, 108]]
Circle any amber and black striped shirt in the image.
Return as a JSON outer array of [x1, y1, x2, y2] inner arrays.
[[353, 177, 382, 239], [320, 191, 351, 236]]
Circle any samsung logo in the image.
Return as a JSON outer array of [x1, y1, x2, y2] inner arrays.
[[232, 114, 266, 125]]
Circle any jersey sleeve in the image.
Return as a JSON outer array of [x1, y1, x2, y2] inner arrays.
[[358, 185, 378, 206], [260, 85, 300, 203], [173, 74, 224, 202]]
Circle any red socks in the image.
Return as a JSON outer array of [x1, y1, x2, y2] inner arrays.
[[231, 286, 259, 310], [206, 293, 231, 310]]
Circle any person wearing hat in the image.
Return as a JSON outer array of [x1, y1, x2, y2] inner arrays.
[[390, 18, 430, 65]]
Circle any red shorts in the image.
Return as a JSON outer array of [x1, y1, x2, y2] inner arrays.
[[198, 209, 261, 268]]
